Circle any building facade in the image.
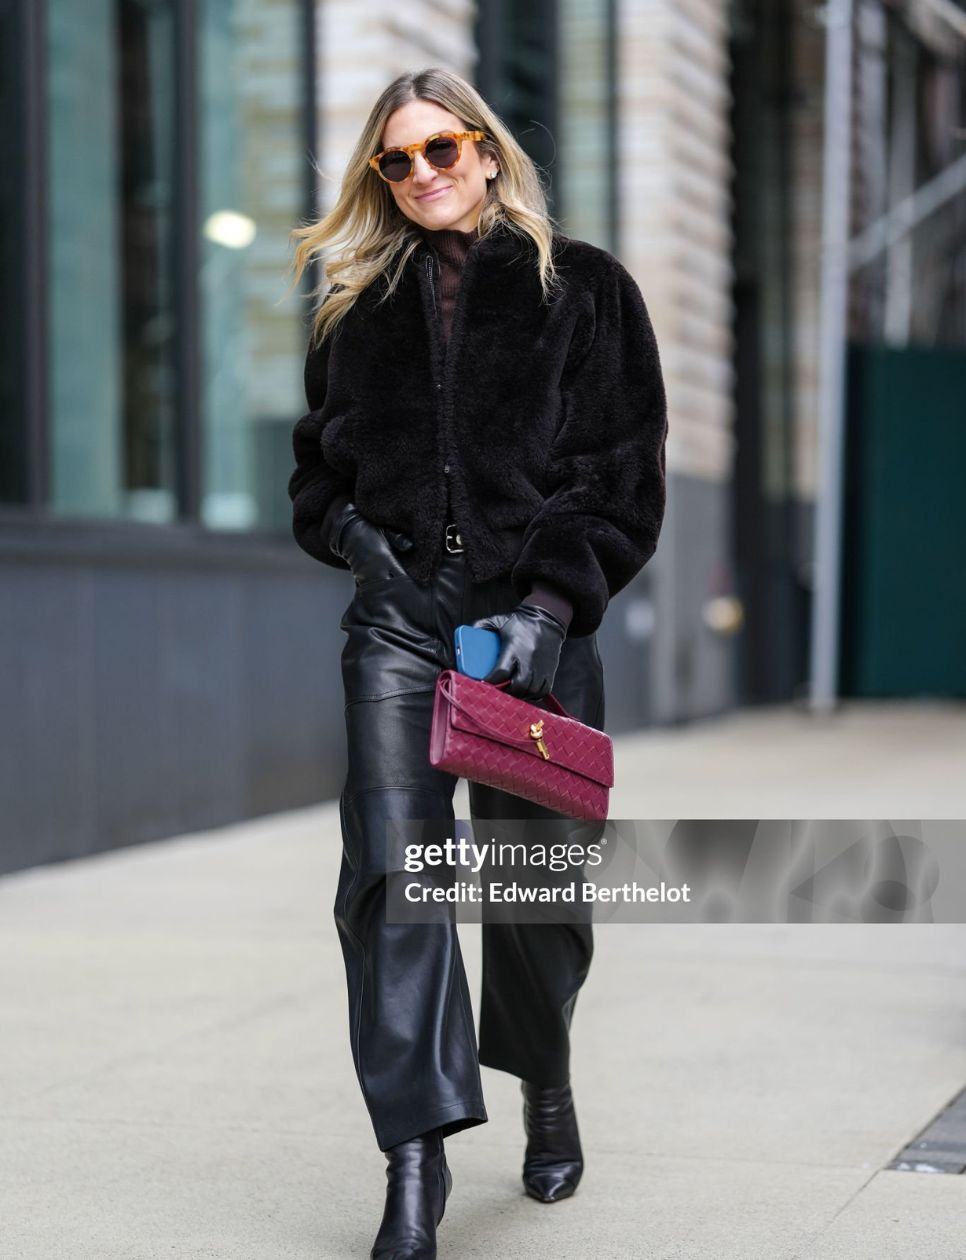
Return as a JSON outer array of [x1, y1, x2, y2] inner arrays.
[[0, 0, 740, 874], [6, 0, 960, 873], [2, 0, 336, 873]]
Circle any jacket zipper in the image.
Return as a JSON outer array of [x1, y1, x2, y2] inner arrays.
[[424, 253, 453, 516]]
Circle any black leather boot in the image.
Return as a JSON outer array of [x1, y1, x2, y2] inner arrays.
[[521, 1079, 584, 1203], [371, 1128, 453, 1260]]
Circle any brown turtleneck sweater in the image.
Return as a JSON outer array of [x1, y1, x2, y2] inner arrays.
[[419, 225, 478, 343], [322, 224, 574, 632]]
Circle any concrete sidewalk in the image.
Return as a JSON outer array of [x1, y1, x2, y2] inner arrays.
[[2, 700, 965, 1258]]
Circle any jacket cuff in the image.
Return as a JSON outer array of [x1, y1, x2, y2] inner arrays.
[[521, 581, 574, 632], [510, 513, 659, 638]]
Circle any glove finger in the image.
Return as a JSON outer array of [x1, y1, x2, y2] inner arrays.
[[531, 668, 553, 702], [471, 614, 509, 632], [483, 664, 513, 685], [383, 528, 414, 552], [376, 531, 409, 575], [530, 675, 549, 702], [508, 664, 535, 699], [347, 521, 408, 581], [483, 639, 520, 685]]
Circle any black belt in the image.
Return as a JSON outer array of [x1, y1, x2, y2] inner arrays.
[[444, 523, 464, 554]]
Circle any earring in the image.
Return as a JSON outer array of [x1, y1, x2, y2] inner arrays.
[[487, 170, 498, 179]]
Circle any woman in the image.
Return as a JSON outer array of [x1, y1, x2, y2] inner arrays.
[[288, 67, 667, 1260]]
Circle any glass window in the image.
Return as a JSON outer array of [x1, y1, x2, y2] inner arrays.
[[475, 0, 560, 214], [198, 0, 307, 532], [46, 0, 180, 523], [558, 0, 616, 250], [0, 1, 31, 507], [475, 0, 616, 247]]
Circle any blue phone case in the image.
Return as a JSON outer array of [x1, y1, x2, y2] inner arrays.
[[454, 624, 501, 680]]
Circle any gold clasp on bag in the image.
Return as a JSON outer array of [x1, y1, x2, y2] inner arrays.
[[529, 719, 550, 760]]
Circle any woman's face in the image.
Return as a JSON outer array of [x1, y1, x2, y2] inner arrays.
[[378, 100, 498, 234]]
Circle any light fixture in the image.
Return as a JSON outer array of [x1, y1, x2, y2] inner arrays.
[[203, 210, 257, 249]]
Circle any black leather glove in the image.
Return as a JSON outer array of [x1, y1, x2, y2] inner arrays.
[[329, 499, 413, 583], [470, 604, 568, 701]]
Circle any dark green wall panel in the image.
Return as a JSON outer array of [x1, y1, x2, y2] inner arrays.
[[842, 344, 966, 697]]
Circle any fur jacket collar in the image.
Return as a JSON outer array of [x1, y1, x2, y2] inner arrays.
[[289, 220, 668, 638]]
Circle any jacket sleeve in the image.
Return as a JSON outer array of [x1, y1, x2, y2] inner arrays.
[[287, 323, 354, 572], [509, 258, 668, 637]]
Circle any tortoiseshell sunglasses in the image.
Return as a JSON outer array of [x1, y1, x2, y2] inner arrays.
[[369, 130, 488, 184]]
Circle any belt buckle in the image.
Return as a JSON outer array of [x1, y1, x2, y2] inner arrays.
[[444, 523, 464, 554]]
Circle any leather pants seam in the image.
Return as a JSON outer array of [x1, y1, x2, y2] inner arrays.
[[445, 915, 481, 1100], [341, 783, 455, 810], [336, 792, 369, 1103], [344, 684, 438, 709]]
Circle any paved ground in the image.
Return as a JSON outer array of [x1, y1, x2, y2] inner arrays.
[[2, 699, 965, 1258]]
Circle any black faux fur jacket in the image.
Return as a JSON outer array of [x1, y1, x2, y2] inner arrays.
[[288, 219, 668, 638]]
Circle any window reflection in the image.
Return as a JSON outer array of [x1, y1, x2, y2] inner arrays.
[[559, 0, 616, 250], [199, 0, 305, 532], [47, 0, 179, 522], [44, 0, 307, 529]]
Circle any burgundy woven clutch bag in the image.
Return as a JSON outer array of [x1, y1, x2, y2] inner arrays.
[[428, 669, 613, 822]]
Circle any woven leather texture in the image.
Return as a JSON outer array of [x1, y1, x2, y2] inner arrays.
[[428, 670, 612, 822]]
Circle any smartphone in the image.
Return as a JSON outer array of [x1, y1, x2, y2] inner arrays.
[[454, 624, 501, 680]]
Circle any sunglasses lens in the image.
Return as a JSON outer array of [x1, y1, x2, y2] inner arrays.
[[425, 136, 460, 168], [379, 151, 412, 182]]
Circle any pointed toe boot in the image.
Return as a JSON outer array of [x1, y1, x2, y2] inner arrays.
[[521, 1079, 584, 1203], [371, 1128, 452, 1260]]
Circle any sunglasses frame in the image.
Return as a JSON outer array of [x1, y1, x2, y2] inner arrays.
[[369, 130, 488, 183]]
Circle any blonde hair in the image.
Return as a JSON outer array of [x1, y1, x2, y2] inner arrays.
[[289, 67, 563, 348]]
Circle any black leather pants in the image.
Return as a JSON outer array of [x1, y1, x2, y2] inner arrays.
[[334, 546, 606, 1151]]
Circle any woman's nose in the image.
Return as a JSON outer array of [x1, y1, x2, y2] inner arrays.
[[412, 151, 438, 184]]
